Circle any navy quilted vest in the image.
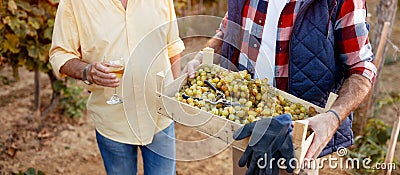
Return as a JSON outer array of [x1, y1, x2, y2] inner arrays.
[[221, 0, 354, 157]]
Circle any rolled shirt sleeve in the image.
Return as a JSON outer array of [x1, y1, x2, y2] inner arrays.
[[166, 0, 185, 58], [49, 0, 81, 78], [334, 0, 377, 84]]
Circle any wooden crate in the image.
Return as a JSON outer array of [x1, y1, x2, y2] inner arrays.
[[155, 48, 337, 173]]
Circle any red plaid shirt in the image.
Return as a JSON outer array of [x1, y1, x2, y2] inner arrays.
[[218, 0, 376, 91]]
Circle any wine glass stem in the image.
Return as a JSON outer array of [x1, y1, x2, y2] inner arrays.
[[114, 87, 117, 94]]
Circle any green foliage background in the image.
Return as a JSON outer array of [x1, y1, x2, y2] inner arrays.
[[0, 0, 58, 79], [1, 0, 87, 118]]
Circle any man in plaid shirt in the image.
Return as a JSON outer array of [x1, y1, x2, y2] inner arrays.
[[184, 0, 376, 173]]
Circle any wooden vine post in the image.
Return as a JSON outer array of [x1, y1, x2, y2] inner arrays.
[[383, 111, 400, 175], [353, 0, 398, 136]]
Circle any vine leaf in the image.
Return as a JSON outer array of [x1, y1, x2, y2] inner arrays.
[[4, 34, 20, 53], [7, 0, 17, 15]]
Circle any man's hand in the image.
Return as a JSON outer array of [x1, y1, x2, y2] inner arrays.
[[60, 58, 118, 88], [181, 52, 202, 78], [304, 113, 340, 160], [303, 74, 371, 161], [89, 62, 120, 87]]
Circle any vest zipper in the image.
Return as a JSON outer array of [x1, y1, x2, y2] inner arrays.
[[288, 0, 314, 93], [326, 0, 338, 39]]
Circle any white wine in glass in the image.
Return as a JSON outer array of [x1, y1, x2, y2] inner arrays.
[[104, 57, 125, 105]]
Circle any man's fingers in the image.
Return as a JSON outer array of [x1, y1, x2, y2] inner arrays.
[[92, 77, 119, 87], [91, 63, 115, 78], [187, 64, 195, 79], [181, 66, 188, 75], [303, 136, 324, 169], [93, 62, 110, 73], [91, 63, 118, 79], [90, 62, 119, 87]]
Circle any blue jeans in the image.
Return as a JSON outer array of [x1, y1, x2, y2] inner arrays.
[[96, 123, 176, 175]]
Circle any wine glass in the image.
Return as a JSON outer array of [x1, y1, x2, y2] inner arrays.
[[103, 56, 125, 105]]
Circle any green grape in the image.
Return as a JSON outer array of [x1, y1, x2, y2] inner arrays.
[[197, 80, 204, 86], [201, 76, 207, 81], [278, 95, 284, 102], [295, 109, 301, 115], [216, 82, 223, 88], [255, 107, 263, 114], [211, 108, 219, 115], [233, 85, 239, 93], [197, 100, 206, 107], [226, 106, 235, 114], [240, 92, 248, 98], [247, 115, 256, 123], [257, 102, 264, 108], [228, 114, 236, 121], [275, 104, 283, 112], [245, 101, 253, 108], [221, 109, 229, 117], [208, 93, 216, 99], [236, 111, 246, 118], [242, 107, 250, 112], [234, 106, 242, 112], [240, 85, 247, 91], [238, 98, 247, 104], [221, 85, 228, 92], [262, 93, 269, 101], [299, 113, 305, 119], [186, 98, 194, 104], [213, 77, 220, 83], [177, 97, 183, 101], [280, 100, 286, 106], [261, 109, 271, 116], [251, 88, 258, 96], [248, 111, 258, 117], [256, 93, 262, 101], [300, 106, 306, 113], [175, 92, 180, 98]]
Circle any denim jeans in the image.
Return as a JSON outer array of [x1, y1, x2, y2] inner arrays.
[[96, 123, 176, 175]]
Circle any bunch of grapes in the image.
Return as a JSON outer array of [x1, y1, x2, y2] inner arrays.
[[175, 65, 318, 125]]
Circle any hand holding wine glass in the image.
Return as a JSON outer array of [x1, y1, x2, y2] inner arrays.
[[102, 57, 125, 105]]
